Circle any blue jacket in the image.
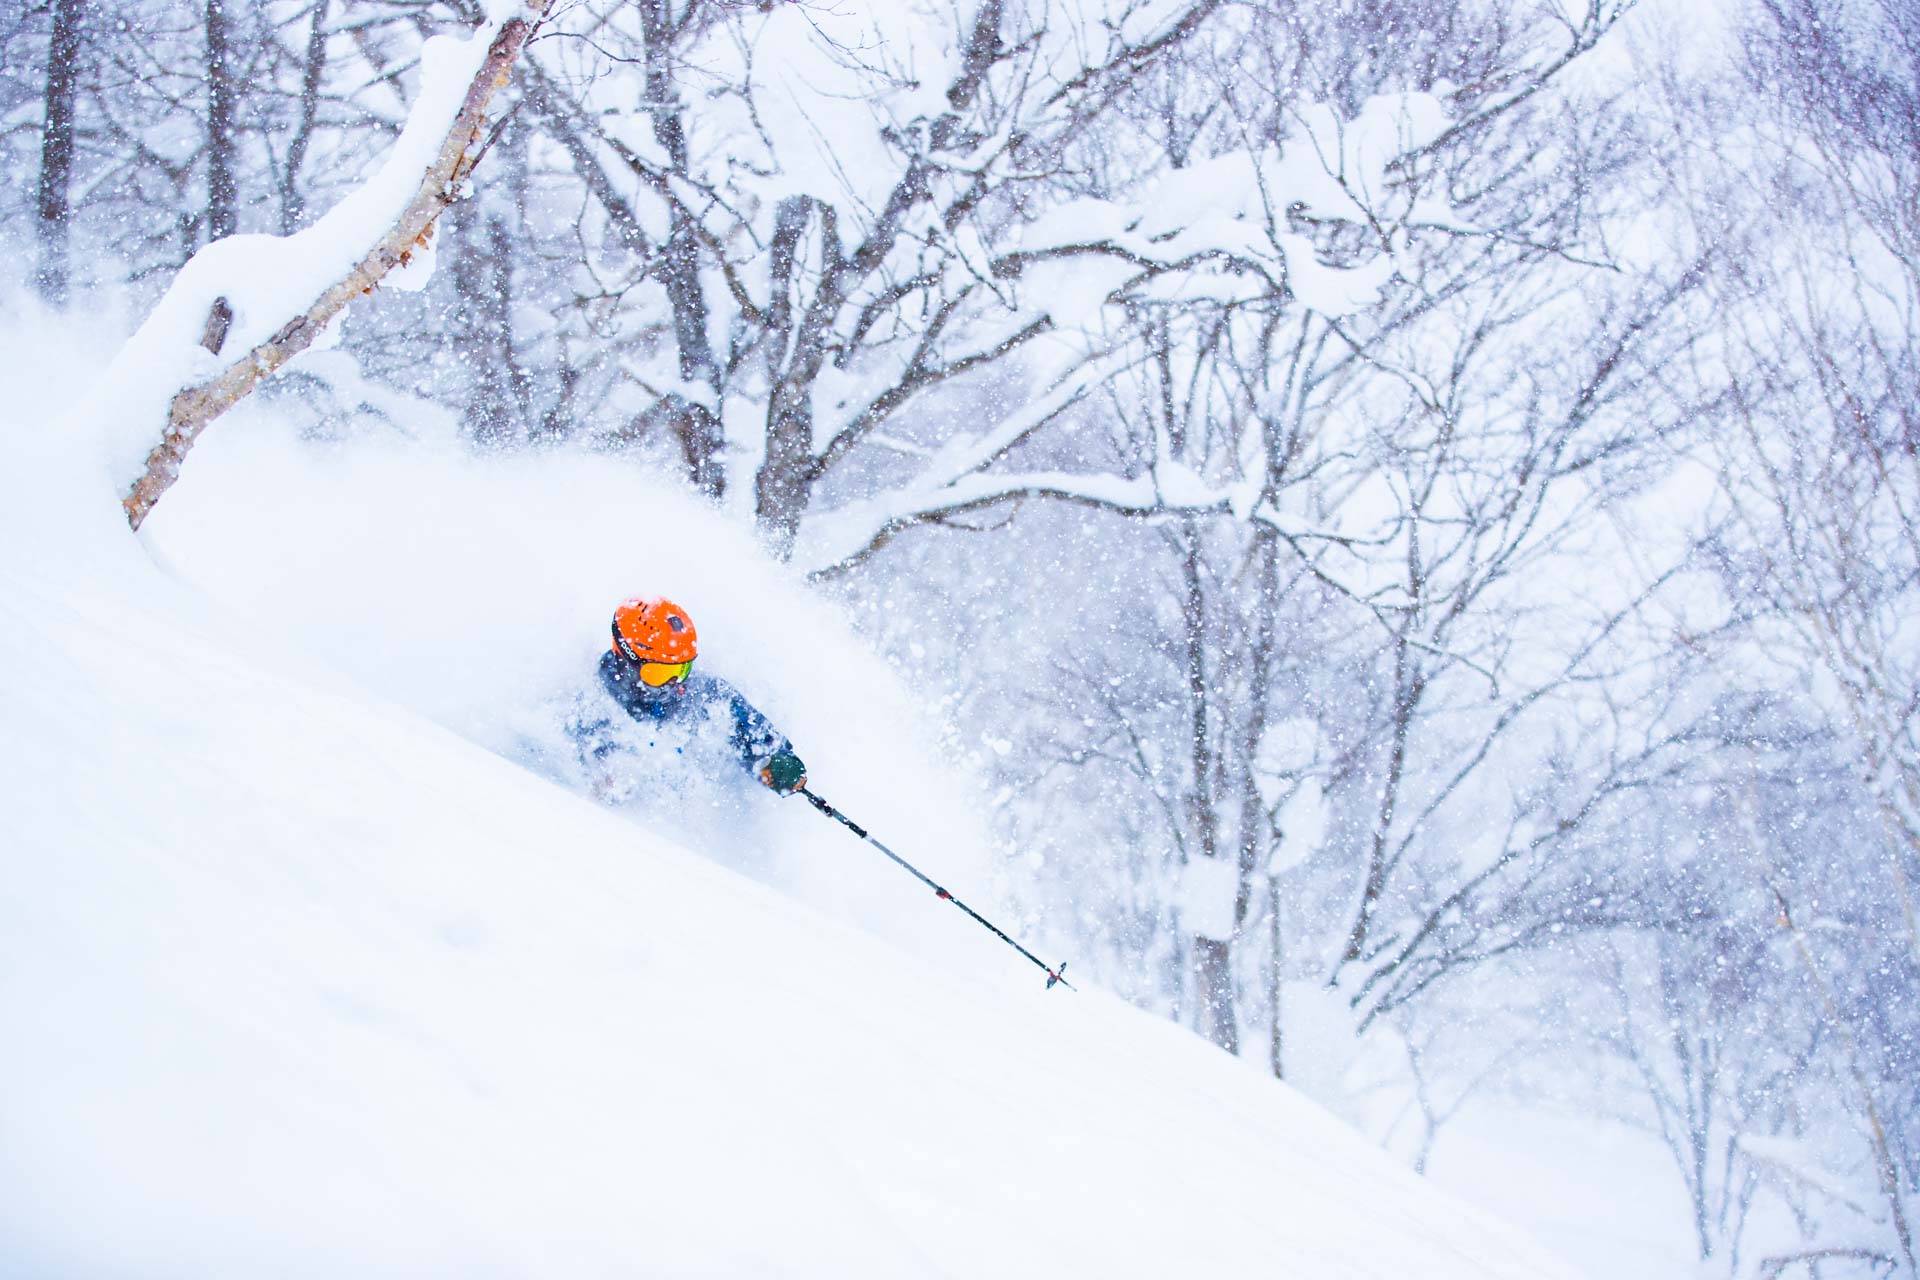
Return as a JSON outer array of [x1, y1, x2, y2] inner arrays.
[[596, 649, 793, 776]]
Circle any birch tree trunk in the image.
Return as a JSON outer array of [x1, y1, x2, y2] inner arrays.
[[122, 3, 552, 531]]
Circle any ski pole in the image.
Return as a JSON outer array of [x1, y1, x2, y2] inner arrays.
[[798, 787, 1074, 991]]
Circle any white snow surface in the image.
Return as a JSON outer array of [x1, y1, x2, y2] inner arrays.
[[0, 309, 1581, 1277]]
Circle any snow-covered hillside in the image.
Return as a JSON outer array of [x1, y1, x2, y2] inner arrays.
[[0, 315, 1580, 1277]]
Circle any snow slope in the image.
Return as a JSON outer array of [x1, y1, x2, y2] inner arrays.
[[0, 318, 1581, 1277]]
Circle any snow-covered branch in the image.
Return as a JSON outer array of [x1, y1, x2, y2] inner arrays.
[[119, 1, 553, 530]]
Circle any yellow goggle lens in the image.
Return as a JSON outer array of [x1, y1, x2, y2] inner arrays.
[[638, 659, 693, 687]]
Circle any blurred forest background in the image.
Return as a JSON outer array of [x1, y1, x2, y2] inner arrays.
[[4, 0, 1916, 1273]]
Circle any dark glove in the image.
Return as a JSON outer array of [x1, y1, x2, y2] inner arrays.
[[758, 750, 807, 795]]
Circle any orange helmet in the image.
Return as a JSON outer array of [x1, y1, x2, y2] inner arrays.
[[611, 596, 698, 664]]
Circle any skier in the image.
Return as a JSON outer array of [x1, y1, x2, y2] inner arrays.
[[578, 595, 807, 799]]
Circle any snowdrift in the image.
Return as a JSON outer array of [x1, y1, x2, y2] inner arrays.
[[0, 319, 1580, 1277]]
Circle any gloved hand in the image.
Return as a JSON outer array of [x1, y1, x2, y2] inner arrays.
[[758, 750, 807, 795]]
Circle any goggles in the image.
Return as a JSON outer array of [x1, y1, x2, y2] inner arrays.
[[638, 658, 693, 687]]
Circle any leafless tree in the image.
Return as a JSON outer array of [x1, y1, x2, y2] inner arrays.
[[33, 0, 85, 301], [123, 2, 553, 526], [1662, 2, 1920, 1262], [521, 0, 1230, 555]]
